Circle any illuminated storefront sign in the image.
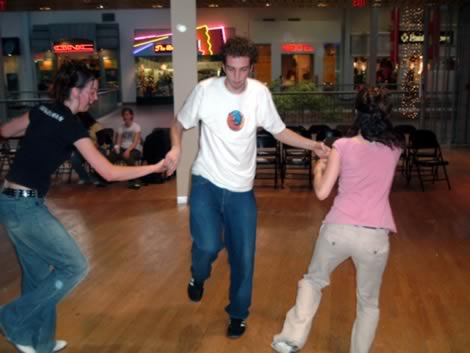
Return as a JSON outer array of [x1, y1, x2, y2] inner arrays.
[[154, 44, 174, 53], [399, 31, 453, 44], [352, 0, 367, 7], [133, 25, 227, 56], [281, 43, 315, 53], [53, 40, 95, 54]]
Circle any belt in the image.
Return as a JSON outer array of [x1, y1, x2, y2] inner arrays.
[[2, 187, 39, 198]]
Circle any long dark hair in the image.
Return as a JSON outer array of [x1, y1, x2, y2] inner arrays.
[[350, 108, 404, 149], [51, 61, 96, 103]]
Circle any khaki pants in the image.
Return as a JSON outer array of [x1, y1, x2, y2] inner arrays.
[[273, 224, 390, 353]]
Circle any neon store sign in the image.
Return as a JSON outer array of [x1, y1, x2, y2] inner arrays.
[[281, 43, 315, 53], [133, 25, 227, 56], [155, 44, 174, 53], [53, 41, 95, 54]]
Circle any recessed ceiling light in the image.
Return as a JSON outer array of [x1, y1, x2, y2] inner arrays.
[[152, 4, 163, 8], [265, 2, 271, 7], [97, 4, 104, 9], [208, 3, 219, 7], [39, 6, 51, 11]]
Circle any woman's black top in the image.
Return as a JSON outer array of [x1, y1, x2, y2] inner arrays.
[[6, 103, 89, 197]]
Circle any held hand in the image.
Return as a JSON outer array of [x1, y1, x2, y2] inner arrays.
[[153, 159, 168, 174], [314, 157, 328, 175], [312, 141, 330, 159], [164, 146, 181, 176]]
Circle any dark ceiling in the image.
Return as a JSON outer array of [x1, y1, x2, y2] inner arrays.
[[1, 0, 467, 12]]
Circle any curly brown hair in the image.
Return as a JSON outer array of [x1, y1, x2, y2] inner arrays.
[[221, 36, 258, 65]]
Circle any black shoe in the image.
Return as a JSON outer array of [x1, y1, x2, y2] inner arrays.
[[187, 278, 204, 302], [128, 182, 141, 190], [227, 318, 246, 339]]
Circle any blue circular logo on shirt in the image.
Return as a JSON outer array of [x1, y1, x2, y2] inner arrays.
[[227, 110, 245, 131]]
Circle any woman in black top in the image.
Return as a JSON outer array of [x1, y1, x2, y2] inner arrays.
[[0, 62, 166, 353]]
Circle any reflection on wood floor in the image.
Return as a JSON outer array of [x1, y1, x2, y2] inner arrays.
[[1, 148, 469, 353]]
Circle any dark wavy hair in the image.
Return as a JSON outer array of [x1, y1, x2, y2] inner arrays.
[[350, 107, 404, 149], [51, 61, 96, 103], [221, 36, 258, 65], [121, 107, 134, 117]]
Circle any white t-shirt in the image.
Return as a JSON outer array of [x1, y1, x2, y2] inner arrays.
[[118, 121, 142, 151], [177, 77, 286, 192]]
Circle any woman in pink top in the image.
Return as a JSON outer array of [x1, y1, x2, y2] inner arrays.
[[272, 109, 403, 353]]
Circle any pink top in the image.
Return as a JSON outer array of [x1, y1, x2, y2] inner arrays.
[[323, 138, 401, 233]]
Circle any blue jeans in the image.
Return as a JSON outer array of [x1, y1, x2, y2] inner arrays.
[[189, 175, 257, 320], [0, 193, 88, 353]]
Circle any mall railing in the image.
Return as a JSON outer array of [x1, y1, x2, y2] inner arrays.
[[271, 90, 455, 127], [0, 88, 120, 123]]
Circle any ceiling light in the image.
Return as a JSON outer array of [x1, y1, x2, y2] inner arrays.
[[265, 2, 271, 7], [152, 4, 163, 8], [317, 2, 328, 7], [97, 4, 104, 9], [208, 3, 219, 7], [39, 6, 51, 11]]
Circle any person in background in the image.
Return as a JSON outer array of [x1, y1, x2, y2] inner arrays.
[[374, 87, 393, 118], [70, 110, 103, 185], [272, 108, 403, 353], [108, 107, 143, 189], [355, 86, 372, 115], [165, 36, 329, 339], [0, 61, 166, 353]]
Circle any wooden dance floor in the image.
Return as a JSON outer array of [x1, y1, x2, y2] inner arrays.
[[1, 148, 469, 353]]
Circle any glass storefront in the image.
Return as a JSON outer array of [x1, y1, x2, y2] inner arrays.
[[353, 56, 398, 88], [34, 46, 119, 92], [134, 25, 229, 103]]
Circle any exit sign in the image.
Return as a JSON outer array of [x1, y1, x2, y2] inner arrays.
[[353, 0, 367, 7]]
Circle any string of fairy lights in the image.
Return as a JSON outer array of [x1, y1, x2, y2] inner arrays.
[[400, 6, 424, 119]]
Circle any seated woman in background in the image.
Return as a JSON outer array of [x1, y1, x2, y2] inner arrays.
[[272, 108, 403, 353]]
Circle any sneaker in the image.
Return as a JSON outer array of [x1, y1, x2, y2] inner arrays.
[[271, 341, 299, 353], [227, 318, 246, 339], [94, 180, 107, 188], [15, 344, 37, 353], [187, 278, 204, 302], [128, 182, 141, 190], [53, 340, 68, 352]]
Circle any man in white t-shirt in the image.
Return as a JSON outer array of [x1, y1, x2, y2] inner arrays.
[[165, 36, 329, 338], [109, 107, 142, 189]]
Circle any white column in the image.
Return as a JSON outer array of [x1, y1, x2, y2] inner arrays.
[[19, 13, 35, 98], [170, 0, 199, 203]]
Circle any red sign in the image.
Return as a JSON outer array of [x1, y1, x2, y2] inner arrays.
[[0, 0, 6, 11], [53, 43, 95, 54], [352, 0, 367, 7], [154, 44, 174, 53], [281, 43, 315, 53]]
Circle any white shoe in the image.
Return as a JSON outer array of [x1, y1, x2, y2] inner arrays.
[[53, 340, 68, 352], [271, 341, 299, 353], [15, 344, 37, 353]]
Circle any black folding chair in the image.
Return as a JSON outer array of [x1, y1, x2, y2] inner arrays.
[[256, 130, 281, 188], [406, 129, 451, 191], [281, 126, 312, 189], [393, 124, 417, 175]]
